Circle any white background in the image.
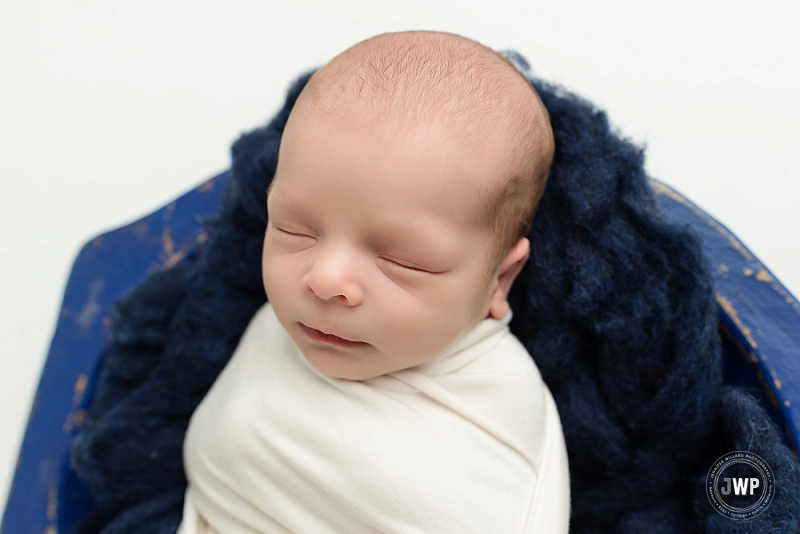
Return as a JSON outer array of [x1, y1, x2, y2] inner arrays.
[[2, 0, 798, 517]]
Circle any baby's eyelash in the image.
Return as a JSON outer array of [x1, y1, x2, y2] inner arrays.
[[381, 257, 433, 274], [275, 226, 313, 239]]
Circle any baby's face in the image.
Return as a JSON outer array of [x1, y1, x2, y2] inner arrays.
[[262, 105, 513, 380]]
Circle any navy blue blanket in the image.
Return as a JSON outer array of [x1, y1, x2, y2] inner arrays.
[[70, 59, 800, 533]]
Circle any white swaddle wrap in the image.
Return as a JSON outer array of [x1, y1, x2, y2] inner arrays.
[[177, 302, 570, 533]]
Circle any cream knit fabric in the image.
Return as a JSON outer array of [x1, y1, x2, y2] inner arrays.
[[177, 302, 570, 533]]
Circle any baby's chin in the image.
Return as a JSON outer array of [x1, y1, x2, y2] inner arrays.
[[298, 343, 383, 381], [299, 344, 438, 382]]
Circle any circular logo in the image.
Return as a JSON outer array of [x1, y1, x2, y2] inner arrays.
[[706, 451, 775, 520]]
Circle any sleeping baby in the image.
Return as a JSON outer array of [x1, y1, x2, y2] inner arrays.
[[176, 30, 570, 533]]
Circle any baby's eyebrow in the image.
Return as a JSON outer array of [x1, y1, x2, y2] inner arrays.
[[265, 183, 307, 216], [370, 223, 456, 263], [266, 177, 281, 201]]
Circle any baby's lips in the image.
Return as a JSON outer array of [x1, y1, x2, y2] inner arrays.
[[300, 323, 369, 347]]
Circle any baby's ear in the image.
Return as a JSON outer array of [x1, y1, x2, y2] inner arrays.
[[488, 237, 530, 319]]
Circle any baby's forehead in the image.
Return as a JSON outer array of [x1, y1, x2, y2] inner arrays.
[[284, 99, 530, 225], [279, 102, 511, 211]]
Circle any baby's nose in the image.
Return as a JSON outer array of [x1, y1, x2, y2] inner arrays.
[[302, 244, 364, 306]]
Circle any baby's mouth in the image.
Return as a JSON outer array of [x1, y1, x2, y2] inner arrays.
[[300, 323, 369, 348]]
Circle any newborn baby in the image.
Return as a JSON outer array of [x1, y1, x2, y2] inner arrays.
[[177, 30, 570, 533]]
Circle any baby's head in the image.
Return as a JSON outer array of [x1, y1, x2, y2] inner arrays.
[[262, 30, 554, 380]]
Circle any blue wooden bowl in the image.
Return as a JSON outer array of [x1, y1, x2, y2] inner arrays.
[[2, 173, 798, 533]]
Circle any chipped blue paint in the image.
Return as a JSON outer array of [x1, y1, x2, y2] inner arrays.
[[653, 179, 800, 453], [76, 279, 104, 332], [1, 172, 228, 534]]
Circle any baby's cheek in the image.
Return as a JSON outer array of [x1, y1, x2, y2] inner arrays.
[[262, 253, 290, 301], [386, 303, 453, 356]]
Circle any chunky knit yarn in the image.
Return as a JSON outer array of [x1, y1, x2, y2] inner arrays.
[[69, 64, 800, 533]]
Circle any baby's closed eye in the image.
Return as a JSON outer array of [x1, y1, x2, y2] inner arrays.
[[267, 222, 317, 253], [275, 226, 314, 239], [378, 256, 442, 275]]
